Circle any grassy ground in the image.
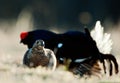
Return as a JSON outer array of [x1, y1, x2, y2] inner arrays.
[[0, 53, 120, 83]]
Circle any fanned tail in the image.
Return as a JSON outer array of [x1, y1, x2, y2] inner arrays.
[[90, 21, 119, 76], [100, 53, 119, 76], [72, 21, 119, 77], [91, 21, 113, 54]]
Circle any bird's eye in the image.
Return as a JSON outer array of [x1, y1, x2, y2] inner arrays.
[[36, 41, 40, 44]]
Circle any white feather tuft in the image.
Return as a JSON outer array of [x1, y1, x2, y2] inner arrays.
[[90, 21, 113, 54]]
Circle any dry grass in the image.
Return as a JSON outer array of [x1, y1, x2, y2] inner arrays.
[[0, 53, 120, 83]]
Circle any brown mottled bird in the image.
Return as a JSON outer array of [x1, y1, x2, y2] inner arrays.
[[23, 39, 57, 71]]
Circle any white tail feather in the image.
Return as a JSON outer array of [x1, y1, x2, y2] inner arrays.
[[90, 21, 113, 54]]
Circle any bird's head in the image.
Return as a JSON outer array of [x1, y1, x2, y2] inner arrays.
[[20, 31, 28, 43], [32, 39, 45, 50]]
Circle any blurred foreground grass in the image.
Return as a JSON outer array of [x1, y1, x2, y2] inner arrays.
[[0, 52, 120, 83]]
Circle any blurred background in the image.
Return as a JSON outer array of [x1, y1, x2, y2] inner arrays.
[[0, 0, 120, 29], [0, 0, 120, 82]]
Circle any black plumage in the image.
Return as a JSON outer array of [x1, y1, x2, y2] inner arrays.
[[20, 28, 119, 76]]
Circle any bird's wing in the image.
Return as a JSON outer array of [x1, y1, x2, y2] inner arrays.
[[45, 49, 57, 71], [23, 49, 31, 66]]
